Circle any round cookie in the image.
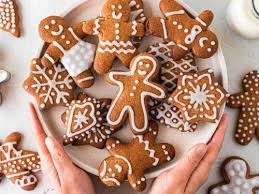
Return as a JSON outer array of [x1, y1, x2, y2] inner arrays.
[[82, 0, 145, 74], [23, 58, 76, 110], [146, 0, 218, 60], [227, 70, 259, 145], [209, 156, 259, 194], [0, 132, 41, 191]]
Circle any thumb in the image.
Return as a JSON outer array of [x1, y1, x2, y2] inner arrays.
[[167, 144, 208, 186]]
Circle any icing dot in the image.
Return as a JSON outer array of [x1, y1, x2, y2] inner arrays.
[[51, 20, 56, 24], [44, 25, 50, 30], [211, 41, 216, 45]]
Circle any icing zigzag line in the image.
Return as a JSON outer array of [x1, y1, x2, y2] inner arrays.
[[136, 136, 159, 166]]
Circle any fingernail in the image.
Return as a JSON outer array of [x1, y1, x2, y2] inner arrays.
[[45, 137, 54, 150], [195, 144, 208, 157]]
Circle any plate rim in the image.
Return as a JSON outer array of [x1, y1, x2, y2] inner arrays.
[[35, 0, 229, 179]]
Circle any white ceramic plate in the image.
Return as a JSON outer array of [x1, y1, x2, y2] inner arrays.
[[36, 0, 228, 179]]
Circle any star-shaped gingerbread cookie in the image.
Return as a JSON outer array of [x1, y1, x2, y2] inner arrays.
[[99, 120, 175, 192], [169, 69, 229, 124], [227, 70, 259, 145], [23, 58, 76, 110], [62, 93, 118, 149], [0, 132, 41, 191]]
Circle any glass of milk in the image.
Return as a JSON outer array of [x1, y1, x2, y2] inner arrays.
[[227, 0, 259, 39]]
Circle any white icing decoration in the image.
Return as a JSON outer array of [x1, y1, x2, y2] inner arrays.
[[44, 54, 55, 64], [185, 25, 202, 44], [115, 154, 132, 175], [177, 43, 188, 51], [160, 19, 168, 39], [77, 76, 94, 84], [15, 174, 37, 188], [135, 135, 159, 166], [115, 164, 122, 173], [112, 11, 122, 19], [61, 40, 96, 77], [132, 21, 137, 35], [0, 0, 17, 34], [102, 177, 121, 186], [199, 37, 208, 47], [99, 40, 133, 47], [97, 47, 136, 54], [66, 102, 97, 137], [151, 101, 197, 132], [93, 18, 103, 35], [100, 160, 107, 177], [30, 63, 74, 107], [165, 10, 185, 17], [0, 142, 22, 162], [107, 55, 166, 133], [210, 159, 259, 194], [51, 25, 64, 36], [196, 17, 207, 26], [129, 0, 136, 7]]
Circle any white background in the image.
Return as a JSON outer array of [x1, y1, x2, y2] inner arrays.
[[0, 0, 258, 194]]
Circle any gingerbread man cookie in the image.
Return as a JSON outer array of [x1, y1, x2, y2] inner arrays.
[[83, 0, 145, 74], [150, 100, 197, 132], [106, 53, 166, 134], [209, 157, 259, 194], [0, 132, 41, 191], [0, 69, 11, 105], [23, 58, 76, 110], [169, 69, 229, 124], [128, 0, 146, 48], [39, 16, 96, 88], [62, 93, 118, 149], [99, 120, 175, 192], [227, 70, 259, 145], [147, 0, 218, 60], [0, 0, 21, 37], [147, 42, 197, 93]]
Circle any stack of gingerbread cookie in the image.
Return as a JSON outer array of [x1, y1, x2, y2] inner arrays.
[[22, 0, 230, 192]]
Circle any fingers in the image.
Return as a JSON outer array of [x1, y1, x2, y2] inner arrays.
[[185, 114, 228, 194], [29, 102, 61, 189], [45, 137, 77, 183], [167, 143, 208, 185], [29, 102, 48, 154]]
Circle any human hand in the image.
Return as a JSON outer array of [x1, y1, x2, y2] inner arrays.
[[29, 103, 96, 194], [149, 114, 228, 194]]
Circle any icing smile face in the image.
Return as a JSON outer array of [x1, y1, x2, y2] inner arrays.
[[39, 16, 69, 42], [193, 31, 218, 59], [102, 0, 131, 21], [99, 157, 128, 186], [134, 58, 156, 77]]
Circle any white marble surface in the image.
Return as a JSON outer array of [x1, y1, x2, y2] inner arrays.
[[0, 0, 258, 194]]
